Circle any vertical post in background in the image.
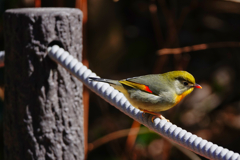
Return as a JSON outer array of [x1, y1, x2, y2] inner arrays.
[[34, 0, 41, 7], [4, 8, 84, 160]]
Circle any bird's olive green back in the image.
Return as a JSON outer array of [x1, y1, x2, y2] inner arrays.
[[124, 74, 171, 95]]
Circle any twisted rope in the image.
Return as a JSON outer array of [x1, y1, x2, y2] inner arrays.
[[47, 45, 240, 160]]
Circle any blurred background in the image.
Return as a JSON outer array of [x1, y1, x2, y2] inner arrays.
[[1, 0, 240, 159]]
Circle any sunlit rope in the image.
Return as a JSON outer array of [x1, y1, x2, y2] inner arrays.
[[1, 46, 240, 160]]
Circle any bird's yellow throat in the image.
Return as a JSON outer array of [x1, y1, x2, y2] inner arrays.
[[175, 87, 194, 105]]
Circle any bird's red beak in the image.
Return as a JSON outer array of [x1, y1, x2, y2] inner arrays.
[[194, 83, 202, 89]]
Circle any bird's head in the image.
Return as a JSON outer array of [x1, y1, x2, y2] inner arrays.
[[164, 71, 202, 96]]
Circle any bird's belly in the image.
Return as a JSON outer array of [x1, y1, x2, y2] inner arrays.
[[127, 98, 174, 112], [112, 84, 175, 112], [124, 90, 174, 112]]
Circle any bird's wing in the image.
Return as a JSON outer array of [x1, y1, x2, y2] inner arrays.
[[119, 74, 166, 95], [119, 80, 153, 94]]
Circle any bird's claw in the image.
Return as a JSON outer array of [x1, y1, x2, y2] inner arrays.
[[141, 111, 170, 122], [151, 115, 170, 122]]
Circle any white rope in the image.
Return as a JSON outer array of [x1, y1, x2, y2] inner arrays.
[[0, 51, 4, 67], [47, 45, 240, 160]]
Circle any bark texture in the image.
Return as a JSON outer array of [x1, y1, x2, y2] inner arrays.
[[4, 8, 84, 160]]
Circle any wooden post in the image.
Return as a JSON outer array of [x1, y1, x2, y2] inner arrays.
[[3, 8, 84, 160]]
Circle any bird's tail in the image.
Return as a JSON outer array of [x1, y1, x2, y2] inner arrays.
[[88, 77, 120, 86]]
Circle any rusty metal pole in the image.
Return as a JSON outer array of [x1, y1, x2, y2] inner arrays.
[[3, 8, 84, 160]]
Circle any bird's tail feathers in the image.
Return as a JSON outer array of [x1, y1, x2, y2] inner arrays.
[[88, 77, 119, 85]]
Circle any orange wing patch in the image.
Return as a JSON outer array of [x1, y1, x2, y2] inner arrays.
[[119, 80, 153, 93]]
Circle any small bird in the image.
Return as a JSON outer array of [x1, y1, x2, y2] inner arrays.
[[89, 71, 202, 121]]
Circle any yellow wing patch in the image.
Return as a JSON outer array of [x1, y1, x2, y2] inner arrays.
[[119, 80, 153, 93]]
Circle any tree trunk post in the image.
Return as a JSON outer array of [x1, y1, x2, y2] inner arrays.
[[3, 8, 84, 160]]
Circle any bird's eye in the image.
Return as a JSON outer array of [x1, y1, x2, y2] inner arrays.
[[183, 81, 188, 86]]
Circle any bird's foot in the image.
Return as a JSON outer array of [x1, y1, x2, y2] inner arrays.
[[151, 115, 169, 122], [141, 110, 169, 122]]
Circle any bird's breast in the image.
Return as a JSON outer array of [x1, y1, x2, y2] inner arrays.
[[175, 94, 183, 105], [174, 88, 194, 105]]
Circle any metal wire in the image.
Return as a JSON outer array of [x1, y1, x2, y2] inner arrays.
[[47, 45, 240, 160]]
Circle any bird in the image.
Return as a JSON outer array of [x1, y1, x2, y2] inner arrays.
[[89, 71, 202, 121]]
